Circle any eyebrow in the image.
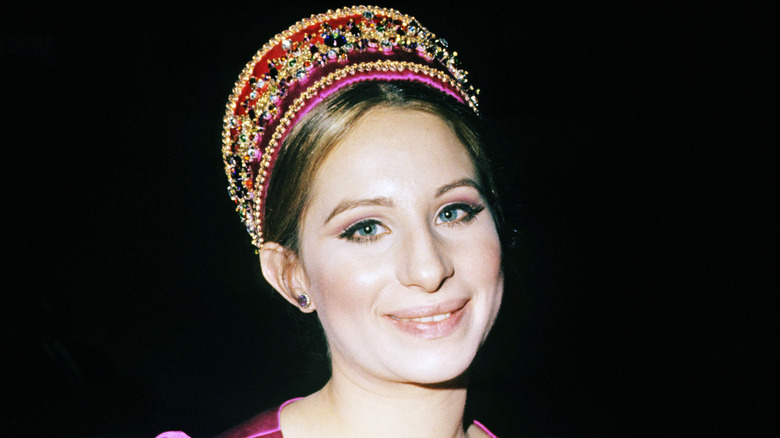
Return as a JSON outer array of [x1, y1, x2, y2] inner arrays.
[[435, 177, 483, 198], [324, 197, 394, 224], [323, 178, 484, 225]]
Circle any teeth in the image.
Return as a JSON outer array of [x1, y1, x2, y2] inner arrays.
[[404, 312, 451, 323], [432, 313, 450, 322]]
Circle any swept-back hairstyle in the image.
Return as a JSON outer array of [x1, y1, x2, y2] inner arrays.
[[263, 80, 502, 253]]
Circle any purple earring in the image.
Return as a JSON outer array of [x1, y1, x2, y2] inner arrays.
[[296, 293, 311, 309]]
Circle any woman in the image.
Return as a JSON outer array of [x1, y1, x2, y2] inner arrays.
[[160, 6, 503, 437]]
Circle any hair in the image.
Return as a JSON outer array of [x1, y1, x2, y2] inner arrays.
[[263, 80, 502, 253]]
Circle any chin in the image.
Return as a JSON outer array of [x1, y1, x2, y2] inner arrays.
[[385, 312, 499, 386], [390, 340, 481, 386]]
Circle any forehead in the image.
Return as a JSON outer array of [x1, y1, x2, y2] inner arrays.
[[309, 108, 476, 203], [335, 107, 464, 155]]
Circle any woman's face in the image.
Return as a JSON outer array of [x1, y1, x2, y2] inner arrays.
[[297, 108, 503, 386]]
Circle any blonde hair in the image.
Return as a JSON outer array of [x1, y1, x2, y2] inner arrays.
[[263, 81, 501, 252]]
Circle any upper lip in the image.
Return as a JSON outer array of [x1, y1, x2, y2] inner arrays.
[[386, 298, 469, 320]]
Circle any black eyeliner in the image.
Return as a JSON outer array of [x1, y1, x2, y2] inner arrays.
[[339, 219, 380, 241], [443, 202, 485, 223]]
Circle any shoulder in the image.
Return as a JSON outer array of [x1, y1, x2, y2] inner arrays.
[[213, 398, 302, 438], [155, 399, 301, 438]]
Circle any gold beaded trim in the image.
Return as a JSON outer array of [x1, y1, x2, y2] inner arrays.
[[222, 5, 479, 248], [256, 60, 473, 246]]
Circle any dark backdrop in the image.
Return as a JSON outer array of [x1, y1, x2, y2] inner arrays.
[[3, 1, 766, 437]]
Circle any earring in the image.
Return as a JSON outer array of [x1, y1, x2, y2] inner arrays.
[[296, 292, 311, 309]]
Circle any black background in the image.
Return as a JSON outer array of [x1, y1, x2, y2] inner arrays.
[[2, 1, 768, 437]]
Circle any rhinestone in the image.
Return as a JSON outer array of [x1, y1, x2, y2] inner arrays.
[[223, 7, 481, 249], [324, 33, 347, 47]]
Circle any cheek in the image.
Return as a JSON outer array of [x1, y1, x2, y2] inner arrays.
[[463, 222, 502, 275], [304, 249, 388, 322], [461, 227, 504, 311]]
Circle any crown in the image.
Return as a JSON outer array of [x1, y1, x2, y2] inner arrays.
[[222, 5, 479, 248]]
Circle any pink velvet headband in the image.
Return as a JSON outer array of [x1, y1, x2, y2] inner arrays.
[[222, 5, 479, 248]]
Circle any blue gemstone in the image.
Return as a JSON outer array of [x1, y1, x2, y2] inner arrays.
[[324, 33, 346, 47]]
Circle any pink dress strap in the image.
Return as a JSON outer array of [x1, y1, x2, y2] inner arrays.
[[156, 398, 302, 438], [157, 400, 498, 438], [472, 419, 499, 437], [213, 398, 301, 438]]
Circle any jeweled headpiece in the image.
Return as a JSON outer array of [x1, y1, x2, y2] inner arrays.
[[222, 5, 479, 248]]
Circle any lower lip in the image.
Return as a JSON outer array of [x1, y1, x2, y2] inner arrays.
[[386, 303, 468, 339]]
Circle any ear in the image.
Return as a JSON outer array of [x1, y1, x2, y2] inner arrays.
[[259, 242, 316, 313]]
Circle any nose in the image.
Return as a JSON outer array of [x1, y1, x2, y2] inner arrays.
[[397, 226, 454, 293]]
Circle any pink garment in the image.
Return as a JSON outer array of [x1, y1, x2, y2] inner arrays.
[[156, 398, 498, 437]]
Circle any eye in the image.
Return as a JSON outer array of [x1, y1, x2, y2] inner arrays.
[[435, 203, 485, 225], [339, 219, 389, 243]]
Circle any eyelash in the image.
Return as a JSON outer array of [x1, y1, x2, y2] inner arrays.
[[338, 203, 486, 243], [339, 219, 386, 244], [437, 202, 485, 226]]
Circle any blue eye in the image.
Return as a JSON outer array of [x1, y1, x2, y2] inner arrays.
[[438, 207, 462, 223], [436, 203, 485, 225], [339, 219, 388, 243], [356, 222, 378, 236]]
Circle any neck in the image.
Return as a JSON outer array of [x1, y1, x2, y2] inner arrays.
[[286, 361, 470, 438]]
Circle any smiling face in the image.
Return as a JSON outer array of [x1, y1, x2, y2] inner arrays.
[[296, 108, 503, 386]]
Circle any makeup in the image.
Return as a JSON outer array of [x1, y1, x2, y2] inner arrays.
[[385, 299, 470, 339]]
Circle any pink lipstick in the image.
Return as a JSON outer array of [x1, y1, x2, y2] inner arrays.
[[385, 299, 469, 339]]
